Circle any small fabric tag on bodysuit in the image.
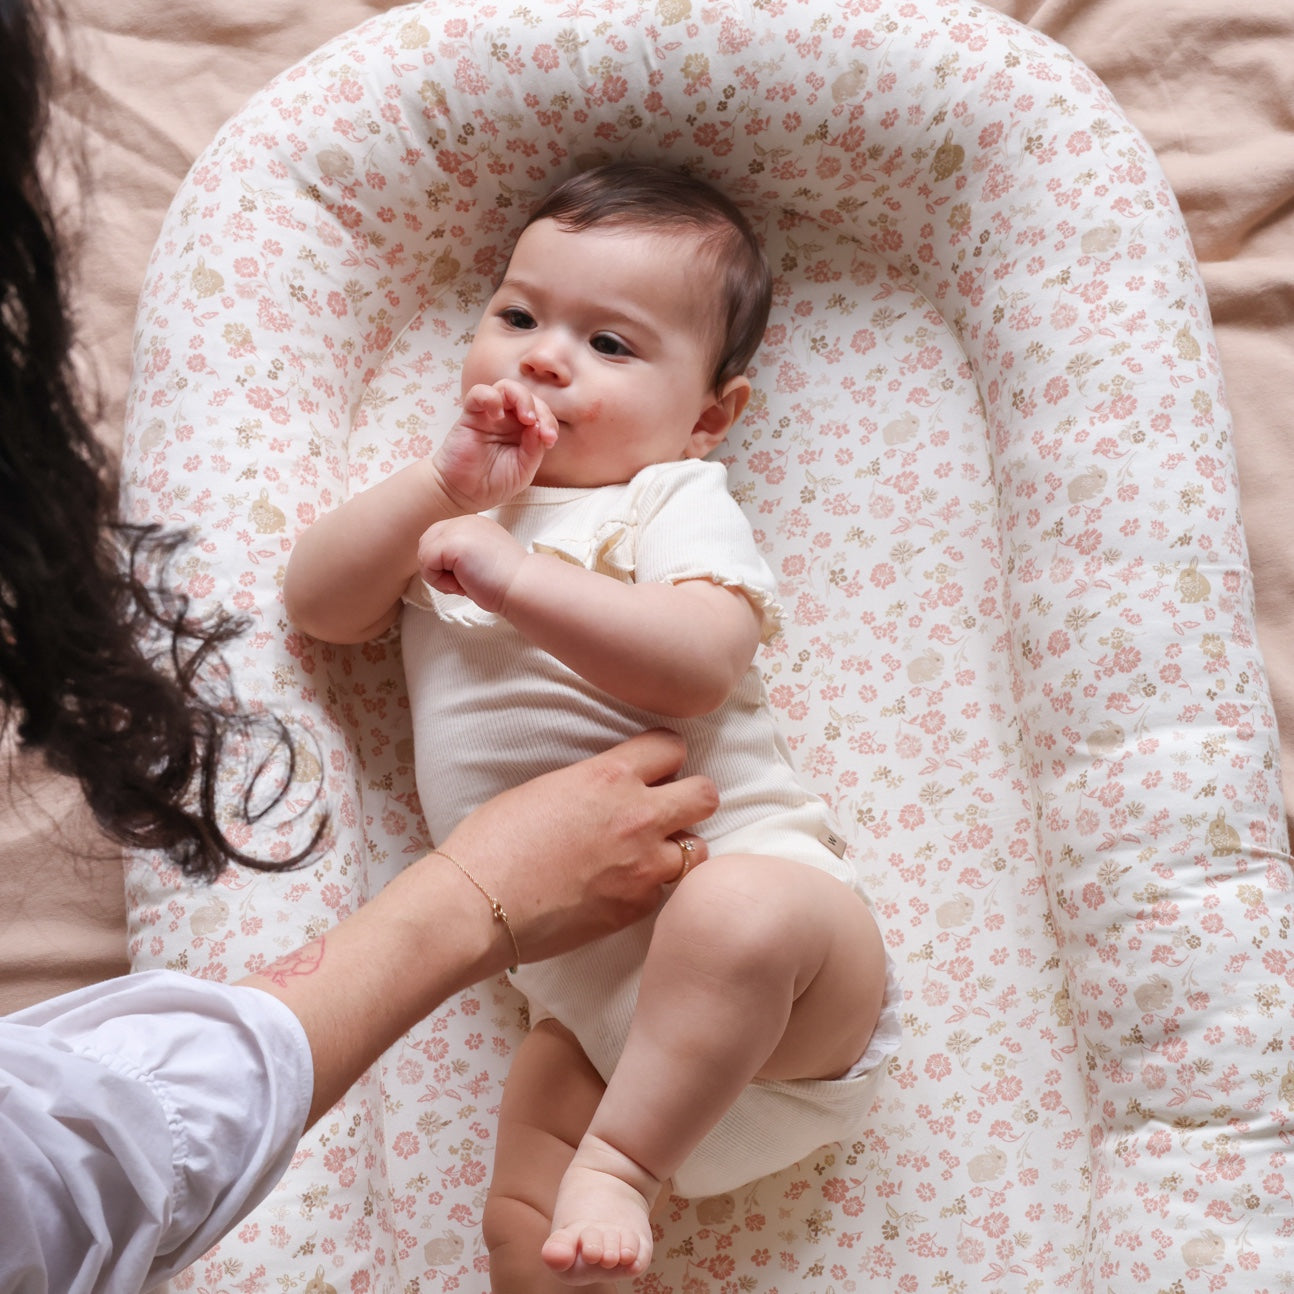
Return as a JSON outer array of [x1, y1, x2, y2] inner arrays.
[[818, 828, 848, 859]]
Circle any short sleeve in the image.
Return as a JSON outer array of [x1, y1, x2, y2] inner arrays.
[[400, 460, 784, 638], [0, 969, 312, 1291], [629, 460, 784, 640]]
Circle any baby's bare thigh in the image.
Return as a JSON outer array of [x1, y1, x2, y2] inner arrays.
[[662, 853, 888, 1082]]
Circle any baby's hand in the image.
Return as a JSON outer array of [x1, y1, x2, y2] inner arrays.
[[433, 379, 559, 513], [418, 514, 527, 614]]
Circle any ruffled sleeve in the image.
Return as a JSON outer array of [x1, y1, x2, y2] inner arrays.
[[626, 460, 784, 642], [533, 519, 636, 581], [401, 461, 783, 639]]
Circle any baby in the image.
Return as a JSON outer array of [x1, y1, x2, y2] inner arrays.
[[285, 162, 901, 1290]]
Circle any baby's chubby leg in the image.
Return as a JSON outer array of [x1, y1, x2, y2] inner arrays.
[[542, 855, 888, 1283], [484, 1019, 617, 1294]]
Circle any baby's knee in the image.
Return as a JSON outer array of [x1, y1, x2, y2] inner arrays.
[[481, 1189, 514, 1253], [482, 1187, 546, 1257]]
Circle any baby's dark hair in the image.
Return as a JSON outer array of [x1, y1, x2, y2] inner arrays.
[[525, 162, 772, 391]]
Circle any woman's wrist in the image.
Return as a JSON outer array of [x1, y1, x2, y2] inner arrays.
[[374, 848, 516, 995], [428, 849, 521, 969], [239, 847, 513, 1126]]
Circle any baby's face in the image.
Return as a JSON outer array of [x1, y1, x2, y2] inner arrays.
[[462, 219, 734, 488]]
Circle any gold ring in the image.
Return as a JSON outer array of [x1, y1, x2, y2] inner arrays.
[[673, 838, 696, 882]]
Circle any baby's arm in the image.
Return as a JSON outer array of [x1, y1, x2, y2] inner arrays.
[[284, 459, 462, 643], [420, 518, 762, 717], [284, 382, 556, 643]]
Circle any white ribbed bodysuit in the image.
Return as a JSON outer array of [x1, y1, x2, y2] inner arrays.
[[402, 459, 901, 1196]]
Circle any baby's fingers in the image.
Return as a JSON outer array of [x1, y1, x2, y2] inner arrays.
[[461, 382, 508, 422], [496, 380, 559, 445]]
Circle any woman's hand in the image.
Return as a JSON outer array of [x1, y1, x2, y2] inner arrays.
[[241, 729, 715, 1126], [438, 728, 717, 962]]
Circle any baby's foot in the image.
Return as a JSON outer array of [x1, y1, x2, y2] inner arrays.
[[540, 1133, 662, 1284]]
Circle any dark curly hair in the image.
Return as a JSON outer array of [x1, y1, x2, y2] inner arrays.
[[0, 0, 323, 879]]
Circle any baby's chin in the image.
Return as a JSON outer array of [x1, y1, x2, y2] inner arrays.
[[532, 451, 640, 491]]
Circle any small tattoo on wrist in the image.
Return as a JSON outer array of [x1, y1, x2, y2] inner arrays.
[[263, 937, 326, 985]]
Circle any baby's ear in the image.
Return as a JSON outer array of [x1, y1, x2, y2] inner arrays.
[[686, 375, 751, 457]]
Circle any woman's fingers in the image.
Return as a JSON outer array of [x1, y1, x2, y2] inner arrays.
[[664, 831, 708, 884], [437, 731, 717, 963], [580, 730, 718, 886]]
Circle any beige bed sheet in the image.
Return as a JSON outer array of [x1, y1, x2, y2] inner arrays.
[[3, 0, 1292, 1016], [0, 747, 128, 1014]]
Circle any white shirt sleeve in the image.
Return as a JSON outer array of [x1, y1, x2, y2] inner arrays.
[[0, 969, 313, 1294]]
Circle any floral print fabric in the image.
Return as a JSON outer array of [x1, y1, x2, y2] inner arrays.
[[121, 0, 1294, 1289]]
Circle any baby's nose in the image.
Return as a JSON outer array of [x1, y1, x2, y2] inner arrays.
[[520, 336, 571, 384]]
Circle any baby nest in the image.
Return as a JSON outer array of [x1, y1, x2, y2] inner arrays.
[[121, 0, 1294, 1289]]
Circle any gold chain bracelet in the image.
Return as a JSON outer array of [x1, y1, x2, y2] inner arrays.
[[431, 850, 521, 972]]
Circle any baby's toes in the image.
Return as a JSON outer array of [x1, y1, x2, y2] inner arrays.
[[540, 1227, 580, 1271]]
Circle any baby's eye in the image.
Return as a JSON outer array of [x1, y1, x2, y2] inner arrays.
[[590, 333, 632, 357], [500, 307, 536, 329]]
